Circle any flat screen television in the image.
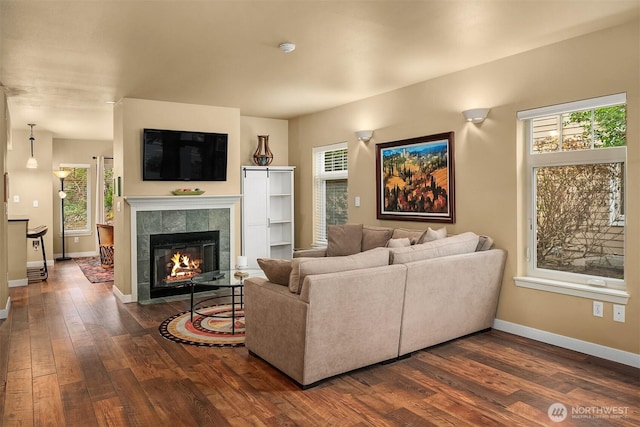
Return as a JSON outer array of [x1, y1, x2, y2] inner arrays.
[[142, 128, 228, 181]]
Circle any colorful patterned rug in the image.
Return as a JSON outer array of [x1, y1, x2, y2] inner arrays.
[[159, 304, 245, 347], [74, 256, 114, 283]]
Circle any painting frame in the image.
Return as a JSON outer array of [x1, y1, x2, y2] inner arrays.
[[376, 132, 455, 223]]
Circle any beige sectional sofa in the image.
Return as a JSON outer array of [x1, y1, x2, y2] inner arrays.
[[244, 224, 507, 388]]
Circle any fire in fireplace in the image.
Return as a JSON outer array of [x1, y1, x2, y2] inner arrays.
[[149, 230, 220, 299]]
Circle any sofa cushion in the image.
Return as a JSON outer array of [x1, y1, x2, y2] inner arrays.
[[361, 225, 394, 251], [391, 228, 426, 245], [390, 232, 480, 264], [257, 258, 292, 286], [387, 238, 411, 248], [476, 235, 494, 251], [326, 223, 363, 256], [422, 226, 447, 243], [289, 247, 390, 294]]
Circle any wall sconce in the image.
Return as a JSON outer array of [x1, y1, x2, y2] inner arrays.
[[53, 170, 72, 261], [462, 108, 490, 124], [355, 130, 374, 143], [26, 123, 38, 169]]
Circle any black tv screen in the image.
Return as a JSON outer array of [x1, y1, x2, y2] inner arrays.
[[142, 128, 228, 181]]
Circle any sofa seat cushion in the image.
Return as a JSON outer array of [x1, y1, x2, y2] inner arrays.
[[257, 258, 292, 286], [326, 223, 363, 256], [361, 225, 394, 251], [390, 232, 480, 264], [289, 247, 390, 294]]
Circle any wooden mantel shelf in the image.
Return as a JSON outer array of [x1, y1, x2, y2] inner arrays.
[[124, 194, 242, 211]]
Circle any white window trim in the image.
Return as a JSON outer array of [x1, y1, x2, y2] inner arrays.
[[516, 93, 626, 120], [313, 142, 347, 246], [60, 163, 92, 235], [517, 94, 627, 299], [514, 277, 629, 305]]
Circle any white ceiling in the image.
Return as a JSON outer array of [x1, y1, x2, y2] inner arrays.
[[2, 0, 639, 141]]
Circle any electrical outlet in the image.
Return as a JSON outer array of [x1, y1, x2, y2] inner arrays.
[[74, 237, 79, 243], [32, 240, 40, 251], [592, 301, 603, 317], [613, 305, 625, 322]]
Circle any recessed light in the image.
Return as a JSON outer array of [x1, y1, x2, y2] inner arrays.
[[279, 42, 296, 53]]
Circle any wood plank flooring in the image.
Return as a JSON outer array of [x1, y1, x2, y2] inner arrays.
[[0, 260, 638, 426]]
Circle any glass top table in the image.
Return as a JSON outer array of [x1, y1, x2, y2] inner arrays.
[[189, 269, 261, 335]]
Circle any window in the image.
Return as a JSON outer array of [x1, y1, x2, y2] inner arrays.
[[97, 157, 114, 224], [60, 164, 91, 235], [313, 143, 348, 245], [518, 94, 626, 292]]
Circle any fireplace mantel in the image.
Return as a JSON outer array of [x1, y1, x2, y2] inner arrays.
[[121, 194, 242, 303], [125, 195, 242, 211]]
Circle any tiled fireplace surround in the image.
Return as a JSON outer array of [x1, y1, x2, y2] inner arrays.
[[125, 196, 241, 303]]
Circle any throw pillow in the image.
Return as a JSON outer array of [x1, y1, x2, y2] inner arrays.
[[289, 247, 390, 294], [421, 226, 447, 243], [257, 258, 292, 286], [390, 232, 480, 264], [387, 238, 411, 248], [476, 235, 494, 251], [326, 223, 363, 256], [391, 228, 427, 245], [361, 225, 394, 251], [288, 257, 318, 293]]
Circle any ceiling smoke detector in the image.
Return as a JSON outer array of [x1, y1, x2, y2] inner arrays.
[[279, 42, 296, 53]]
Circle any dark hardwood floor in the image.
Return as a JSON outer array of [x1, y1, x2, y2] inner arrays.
[[0, 260, 638, 426]]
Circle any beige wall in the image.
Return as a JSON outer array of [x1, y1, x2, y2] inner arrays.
[[7, 128, 54, 265], [1, 92, 9, 315], [240, 116, 289, 166], [52, 138, 113, 256], [112, 98, 288, 297], [288, 21, 639, 354]]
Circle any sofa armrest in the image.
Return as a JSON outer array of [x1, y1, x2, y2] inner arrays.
[[297, 264, 407, 385], [293, 247, 327, 258], [244, 277, 310, 383], [399, 249, 507, 355]]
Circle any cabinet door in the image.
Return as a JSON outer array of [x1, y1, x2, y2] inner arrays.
[[242, 169, 269, 268]]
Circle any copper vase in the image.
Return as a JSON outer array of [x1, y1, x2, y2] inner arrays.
[[253, 134, 273, 166]]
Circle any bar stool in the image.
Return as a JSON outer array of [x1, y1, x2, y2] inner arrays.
[[27, 225, 48, 283]]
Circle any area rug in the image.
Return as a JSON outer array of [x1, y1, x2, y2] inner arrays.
[[74, 256, 114, 283], [159, 304, 245, 347]]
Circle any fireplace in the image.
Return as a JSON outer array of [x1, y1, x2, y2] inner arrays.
[[149, 230, 220, 299]]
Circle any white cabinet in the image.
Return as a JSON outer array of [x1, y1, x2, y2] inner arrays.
[[241, 166, 295, 268]]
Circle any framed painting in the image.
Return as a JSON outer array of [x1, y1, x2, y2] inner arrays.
[[376, 132, 455, 223]]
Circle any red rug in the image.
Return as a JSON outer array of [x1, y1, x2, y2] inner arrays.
[[159, 305, 245, 347], [74, 256, 114, 283]]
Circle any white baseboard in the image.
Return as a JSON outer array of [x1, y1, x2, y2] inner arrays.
[[493, 319, 640, 368], [112, 285, 133, 304], [53, 251, 98, 259], [8, 278, 28, 287], [0, 296, 11, 319], [27, 260, 53, 268]]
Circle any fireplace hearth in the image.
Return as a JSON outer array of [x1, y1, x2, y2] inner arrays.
[[149, 230, 220, 299]]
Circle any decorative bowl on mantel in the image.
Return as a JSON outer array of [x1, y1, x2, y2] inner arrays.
[[171, 188, 205, 196]]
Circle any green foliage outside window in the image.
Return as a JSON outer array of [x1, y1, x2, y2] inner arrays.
[[62, 166, 89, 231]]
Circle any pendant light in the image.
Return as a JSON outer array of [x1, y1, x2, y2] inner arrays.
[[26, 123, 38, 169]]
